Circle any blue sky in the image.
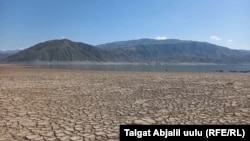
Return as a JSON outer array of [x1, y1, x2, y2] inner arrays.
[[0, 0, 249, 50]]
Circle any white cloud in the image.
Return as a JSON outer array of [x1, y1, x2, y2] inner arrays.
[[209, 35, 222, 41], [227, 39, 233, 43], [155, 36, 167, 40]]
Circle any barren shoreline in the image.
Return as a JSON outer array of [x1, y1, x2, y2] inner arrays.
[[0, 65, 249, 140]]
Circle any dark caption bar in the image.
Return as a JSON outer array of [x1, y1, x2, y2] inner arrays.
[[120, 125, 250, 141]]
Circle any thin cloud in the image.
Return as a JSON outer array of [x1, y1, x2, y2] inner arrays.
[[209, 35, 222, 41], [155, 36, 167, 40], [227, 39, 233, 43]]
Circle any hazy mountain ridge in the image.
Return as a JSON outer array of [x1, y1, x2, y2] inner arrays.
[[0, 50, 20, 60], [0, 53, 9, 60], [2, 38, 250, 64], [98, 38, 189, 48]]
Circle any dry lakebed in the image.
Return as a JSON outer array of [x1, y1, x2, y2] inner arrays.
[[0, 65, 249, 141]]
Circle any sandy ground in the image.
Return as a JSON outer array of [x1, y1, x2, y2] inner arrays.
[[0, 65, 249, 141]]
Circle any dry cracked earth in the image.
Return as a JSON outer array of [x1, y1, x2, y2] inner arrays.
[[0, 65, 249, 141]]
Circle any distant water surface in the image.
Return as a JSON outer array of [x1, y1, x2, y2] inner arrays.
[[31, 64, 250, 72]]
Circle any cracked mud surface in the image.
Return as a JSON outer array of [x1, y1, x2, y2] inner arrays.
[[0, 65, 249, 140]]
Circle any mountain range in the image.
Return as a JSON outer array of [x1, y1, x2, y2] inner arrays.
[[0, 50, 20, 60], [3, 39, 115, 62], [98, 39, 250, 63], [1, 39, 250, 64]]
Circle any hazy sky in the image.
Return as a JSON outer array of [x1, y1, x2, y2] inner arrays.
[[0, 0, 249, 50]]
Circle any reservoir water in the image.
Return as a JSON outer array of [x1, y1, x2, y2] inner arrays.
[[31, 64, 250, 73]]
